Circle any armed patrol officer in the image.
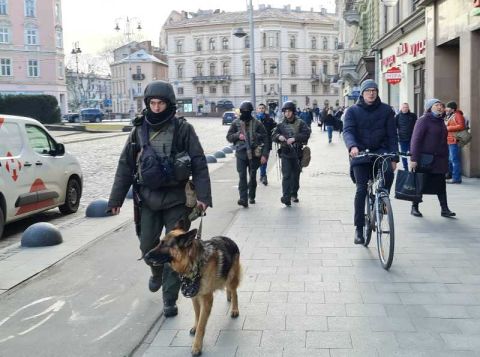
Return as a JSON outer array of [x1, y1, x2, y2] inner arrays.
[[227, 101, 268, 207], [272, 101, 311, 206], [108, 80, 212, 318]]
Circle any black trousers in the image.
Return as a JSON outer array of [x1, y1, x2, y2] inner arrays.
[[352, 162, 394, 227], [281, 156, 301, 199], [236, 156, 261, 201]]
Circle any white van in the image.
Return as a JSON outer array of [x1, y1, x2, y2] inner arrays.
[[0, 115, 83, 238]]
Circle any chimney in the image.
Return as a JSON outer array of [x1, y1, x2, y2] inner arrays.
[[311, 7, 314, 12], [321, 8, 327, 15], [284, 5, 291, 11], [295, 6, 301, 11]]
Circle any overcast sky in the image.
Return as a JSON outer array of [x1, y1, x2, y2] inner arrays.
[[62, 0, 336, 57]]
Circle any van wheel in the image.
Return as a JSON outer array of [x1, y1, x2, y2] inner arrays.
[[59, 178, 82, 214], [95, 117, 101, 123], [0, 206, 4, 239]]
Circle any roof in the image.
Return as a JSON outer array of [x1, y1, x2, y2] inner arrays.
[[164, 7, 337, 29], [115, 49, 167, 65]]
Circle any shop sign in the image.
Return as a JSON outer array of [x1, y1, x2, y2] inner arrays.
[[396, 43, 409, 57], [410, 39, 426, 57], [385, 66, 402, 85], [381, 54, 396, 68]]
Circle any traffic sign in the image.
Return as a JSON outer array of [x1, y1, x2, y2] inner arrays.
[[385, 67, 402, 85]]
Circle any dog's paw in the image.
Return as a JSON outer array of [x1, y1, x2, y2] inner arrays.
[[230, 310, 239, 318], [191, 346, 202, 356], [189, 327, 196, 336]]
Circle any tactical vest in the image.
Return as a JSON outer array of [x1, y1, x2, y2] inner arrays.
[[281, 118, 301, 138], [235, 119, 260, 145]]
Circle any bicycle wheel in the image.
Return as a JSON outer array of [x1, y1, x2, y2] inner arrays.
[[376, 196, 395, 270], [363, 193, 373, 247]]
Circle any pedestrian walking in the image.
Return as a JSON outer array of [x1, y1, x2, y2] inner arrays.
[[108, 80, 212, 318], [445, 101, 466, 184], [324, 109, 336, 143], [272, 101, 311, 206], [395, 103, 417, 170], [256, 103, 277, 186], [409, 99, 456, 217], [227, 101, 268, 207], [343, 79, 398, 245]]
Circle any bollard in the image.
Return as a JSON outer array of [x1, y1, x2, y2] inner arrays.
[[206, 155, 217, 164], [86, 198, 112, 217], [21, 222, 63, 247], [222, 146, 233, 154], [214, 150, 226, 159]]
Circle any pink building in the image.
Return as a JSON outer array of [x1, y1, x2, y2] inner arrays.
[[0, 0, 67, 113]]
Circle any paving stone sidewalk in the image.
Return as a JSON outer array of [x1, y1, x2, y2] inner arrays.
[[142, 128, 480, 357]]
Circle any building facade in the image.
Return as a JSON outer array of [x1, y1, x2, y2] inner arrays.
[[110, 48, 168, 115], [65, 69, 112, 112], [0, 0, 67, 113], [162, 6, 341, 114]]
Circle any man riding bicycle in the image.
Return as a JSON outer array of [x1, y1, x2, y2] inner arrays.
[[343, 79, 398, 245]]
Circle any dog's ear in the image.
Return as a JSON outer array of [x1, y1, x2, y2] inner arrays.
[[174, 216, 192, 231], [176, 229, 198, 248]]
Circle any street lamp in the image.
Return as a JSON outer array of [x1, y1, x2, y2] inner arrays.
[[114, 17, 142, 119], [233, 0, 255, 107], [71, 42, 82, 109]]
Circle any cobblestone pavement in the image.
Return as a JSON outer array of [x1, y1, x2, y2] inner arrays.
[[0, 117, 231, 248]]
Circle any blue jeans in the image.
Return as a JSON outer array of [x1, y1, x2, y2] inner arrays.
[[398, 141, 410, 170], [448, 143, 462, 182], [260, 162, 267, 177], [326, 126, 334, 142]]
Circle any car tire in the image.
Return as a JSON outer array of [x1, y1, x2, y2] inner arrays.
[[95, 117, 101, 123], [59, 178, 82, 215], [0, 205, 4, 239]]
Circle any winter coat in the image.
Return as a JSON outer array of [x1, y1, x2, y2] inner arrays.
[[395, 111, 417, 142], [446, 110, 466, 145], [108, 115, 212, 211], [257, 113, 277, 150], [324, 114, 336, 127], [343, 96, 398, 157], [410, 111, 449, 174], [226, 117, 268, 160], [272, 116, 311, 159]]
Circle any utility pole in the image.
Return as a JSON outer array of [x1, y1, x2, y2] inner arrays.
[[71, 42, 82, 109]]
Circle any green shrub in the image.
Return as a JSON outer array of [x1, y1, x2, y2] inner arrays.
[[0, 95, 61, 124]]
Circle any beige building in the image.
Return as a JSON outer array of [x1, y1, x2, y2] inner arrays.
[[110, 48, 168, 116]]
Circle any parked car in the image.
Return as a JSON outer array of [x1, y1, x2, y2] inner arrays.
[[217, 100, 234, 111], [63, 113, 80, 123], [80, 108, 104, 123], [222, 111, 237, 125], [0, 115, 83, 238]]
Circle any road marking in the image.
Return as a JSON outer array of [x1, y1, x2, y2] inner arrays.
[[91, 294, 118, 309], [18, 313, 55, 336], [91, 298, 139, 342]]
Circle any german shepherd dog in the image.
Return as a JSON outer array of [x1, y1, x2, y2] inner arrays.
[[144, 221, 241, 357]]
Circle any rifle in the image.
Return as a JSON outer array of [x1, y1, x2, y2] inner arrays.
[[240, 120, 253, 161], [131, 131, 142, 237]]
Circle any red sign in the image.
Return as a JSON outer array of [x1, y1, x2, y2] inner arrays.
[[396, 43, 409, 57], [381, 54, 396, 68], [410, 39, 426, 57], [385, 66, 402, 85]]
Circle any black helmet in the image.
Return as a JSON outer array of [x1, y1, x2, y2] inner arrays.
[[144, 80, 176, 106], [239, 101, 254, 112], [282, 101, 296, 112]]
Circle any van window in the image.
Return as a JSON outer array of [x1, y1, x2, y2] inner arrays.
[[0, 122, 24, 158], [26, 125, 55, 155]]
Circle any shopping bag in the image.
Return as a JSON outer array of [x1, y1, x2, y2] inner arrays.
[[394, 170, 424, 202]]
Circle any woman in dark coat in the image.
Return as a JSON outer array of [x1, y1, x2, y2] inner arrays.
[[409, 98, 456, 217]]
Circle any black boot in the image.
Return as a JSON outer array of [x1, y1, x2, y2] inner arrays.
[[411, 202, 423, 217], [249, 197, 256, 204], [163, 299, 178, 318], [237, 199, 248, 208], [281, 196, 291, 206], [354, 226, 365, 245], [438, 193, 456, 217], [148, 275, 163, 292]]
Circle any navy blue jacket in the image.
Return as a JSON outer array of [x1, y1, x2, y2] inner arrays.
[[343, 97, 398, 158]]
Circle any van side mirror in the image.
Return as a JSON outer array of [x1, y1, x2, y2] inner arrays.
[[55, 143, 65, 156]]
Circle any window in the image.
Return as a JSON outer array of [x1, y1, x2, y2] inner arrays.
[[25, 0, 35, 17], [136, 65, 141, 74], [264, 84, 267, 93], [0, 27, 9, 44], [289, 35, 296, 49], [311, 61, 317, 74], [244, 85, 250, 94], [312, 84, 318, 93], [244, 36, 249, 49], [323, 37, 328, 50], [209, 62, 215, 76], [269, 84, 276, 94], [0, 123, 23, 157], [262, 32, 266, 47], [270, 61, 276, 75], [0, 0, 7, 15], [263, 60, 267, 74], [244, 60, 250, 76], [323, 61, 328, 74], [26, 125, 55, 155], [0, 58, 12, 76], [268, 33, 276, 48], [222, 37, 228, 50], [222, 85, 229, 94], [222, 62, 230, 75], [55, 28, 63, 48], [323, 84, 329, 93], [55, 1, 61, 21], [290, 60, 296, 75], [209, 38, 215, 50], [209, 86, 216, 94], [177, 87, 184, 95], [311, 37, 317, 49], [291, 84, 297, 94], [196, 63, 203, 76], [196, 39, 202, 51], [334, 37, 338, 49], [334, 62, 339, 73], [177, 64, 184, 79], [176, 40, 183, 53], [25, 28, 38, 45], [57, 61, 63, 78], [196, 87, 203, 94], [137, 83, 142, 95]]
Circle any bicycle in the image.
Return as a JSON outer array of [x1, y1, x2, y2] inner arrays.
[[354, 150, 407, 270]]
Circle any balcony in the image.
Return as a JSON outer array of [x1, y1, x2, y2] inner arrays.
[[132, 73, 145, 81], [192, 75, 231, 84], [343, 8, 360, 25]]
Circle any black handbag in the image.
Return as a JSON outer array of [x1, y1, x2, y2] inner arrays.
[[417, 153, 434, 173], [395, 170, 424, 202]]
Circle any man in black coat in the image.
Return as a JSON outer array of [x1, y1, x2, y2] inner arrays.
[[395, 103, 417, 170], [256, 103, 276, 185], [343, 79, 398, 245], [108, 81, 212, 317]]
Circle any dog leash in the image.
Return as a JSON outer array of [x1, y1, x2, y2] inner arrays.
[[196, 212, 204, 240]]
